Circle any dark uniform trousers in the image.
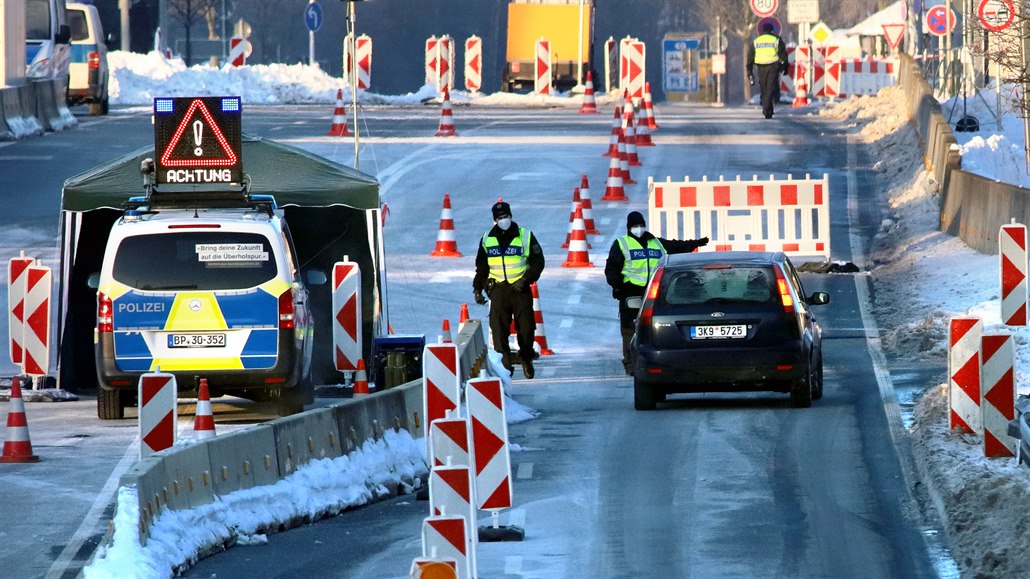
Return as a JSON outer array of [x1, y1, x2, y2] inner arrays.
[[489, 282, 536, 364], [618, 283, 647, 370], [758, 63, 781, 118]]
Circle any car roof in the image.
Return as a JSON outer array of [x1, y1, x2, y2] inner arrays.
[[664, 251, 786, 268]]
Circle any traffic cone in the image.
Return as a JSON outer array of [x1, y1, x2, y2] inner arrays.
[[530, 283, 554, 355], [601, 154, 628, 201], [578, 71, 598, 114], [562, 188, 591, 249], [194, 378, 216, 440], [435, 87, 458, 136], [622, 99, 642, 166], [602, 107, 621, 157], [792, 63, 810, 108], [327, 89, 352, 136], [635, 94, 655, 147], [440, 319, 452, 344], [0, 377, 39, 463], [353, 359, 369, 395], [562, 203, 594, 267], [618, 129, 636, 185], [429, 193, 462, 257], [643, 82, 659, 130], [579, 176, 600, 234], [458, 303, 469, 326]]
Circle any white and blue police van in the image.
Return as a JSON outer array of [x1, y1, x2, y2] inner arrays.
[[25, 0, 71, 82], [66, 2, 109, 115]]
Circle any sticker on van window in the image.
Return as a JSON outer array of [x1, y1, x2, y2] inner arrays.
[[195, 243, 269, 262]]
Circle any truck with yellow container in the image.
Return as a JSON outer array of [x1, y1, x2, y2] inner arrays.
[[503, 0, 595, 93]]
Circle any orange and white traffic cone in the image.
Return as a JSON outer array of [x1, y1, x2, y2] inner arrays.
[[622, 99, 642, 166], [562, 203, 594, 268], [617, 129, 636, 185], [194, 378, 216, 440], [458, 303, 469, 326], [435, 87, 458, 136], [561, 188, 591, 249], [353, 359, 369, 395], [601, 153, 628, 201], [579, 175, 600, 234], [429, 193, 462, 257], [440, 319, 452, 343], [792, 63, 810, 108], [0, 377, 39, 463], [578, 71, 599, 114], [327, 89, 352, 136], [635, 95, 655, 147], [643, 82, 659, 130], [530, 283, 554, 355], [602, 106, 621, 157]]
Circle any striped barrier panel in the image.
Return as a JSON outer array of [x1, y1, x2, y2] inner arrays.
[[982, 334, 1016, 458], [332, 260, 362, 372], [648, 174, 831, 260], [834, 58, 897, 98], [22, 263, 52, 376], [424, 342, 461, 463], [535, 38, 551, 95], [464, 35, 482, 93], [139, 372, 177, 458], [949, 317, 983, 434], [430, 415, 470, 467], [619, 36, 646, 104], [7, 255, 33, 367], [421, 515, 472, 579], [428, 465, 478, 578], [1000, 221, 1027, 326], [467, 377, 512, 512]]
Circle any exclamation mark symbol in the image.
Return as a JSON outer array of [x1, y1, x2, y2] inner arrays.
[[193, 120, 204, 156]]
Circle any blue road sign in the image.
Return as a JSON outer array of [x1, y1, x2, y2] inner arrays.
[[663, 38, 701, 93], [757, 16, 781, 36], [925, 5, 955, 36], [305, 1, 323, 33]]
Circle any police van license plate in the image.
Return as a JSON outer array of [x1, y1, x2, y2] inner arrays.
[[168, 333, 226, 348], [691, 325, 746, 339]]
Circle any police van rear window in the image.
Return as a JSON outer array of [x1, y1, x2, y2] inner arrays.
[[68, 9, 89, 42], [112, 232, 277, 291]]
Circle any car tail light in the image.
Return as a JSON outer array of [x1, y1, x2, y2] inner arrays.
[[278, 289, 295, 329], [774, 266, 795, 314], [97, 291, 113, 333], [639, 267, 665, 326], [88, 51, 100, 70]]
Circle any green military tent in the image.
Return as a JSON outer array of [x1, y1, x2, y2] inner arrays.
[[58, 135, 386, 392]]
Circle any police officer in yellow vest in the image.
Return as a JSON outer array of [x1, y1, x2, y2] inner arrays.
[[605, 211, 708, 374], [747, 22, 789, 119], [474, 200, 545, 378]]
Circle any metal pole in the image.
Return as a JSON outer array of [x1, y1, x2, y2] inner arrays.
[[349, 2, 359, 169], [119, 0, 130, 51], [576, 0, 584, 89], [221, 0, 226, 59], [308, 0, 316, 66], [1022, 18, 1030, 174]]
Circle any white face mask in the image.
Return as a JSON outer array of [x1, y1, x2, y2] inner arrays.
[[630, 226, 645, 237], [496, 218, 512, 231]]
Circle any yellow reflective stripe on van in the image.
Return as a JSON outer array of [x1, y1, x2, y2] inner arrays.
[[102, 281, 132, 301], [149, 357, 245, 371], [164, 292, 228, 331], [259, 278, 291, 298]]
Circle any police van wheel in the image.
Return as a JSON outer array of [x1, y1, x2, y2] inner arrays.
[[275, 391, 304, 417], [98, 388, 125, 420]]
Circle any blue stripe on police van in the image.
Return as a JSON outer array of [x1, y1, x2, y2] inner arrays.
[[25, 44, 42, 63], [69, 43, 98, 63], [241, 328, 278, 359], [219, 291, 278, 327], [114, 333, 152, 359], [241, 356, 277, 369], [113, 294, 176, 329]]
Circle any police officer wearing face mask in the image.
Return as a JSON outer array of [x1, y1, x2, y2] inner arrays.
[[605, 211, 709, 374], [474, 200, 545, 379]]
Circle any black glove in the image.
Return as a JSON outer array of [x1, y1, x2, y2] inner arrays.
[[697, 236, 709, 247], [612, 287, 622, 300], [474, 290, 486, 305], [510, 278, 528, 293]]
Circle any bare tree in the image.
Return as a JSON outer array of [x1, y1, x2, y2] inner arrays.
[[168, 0, 219, 65]]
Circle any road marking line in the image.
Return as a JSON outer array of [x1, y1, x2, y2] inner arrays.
[[566, 294, 581, 304], [560, 318, 573, 328], [516, 462, 534, 479]]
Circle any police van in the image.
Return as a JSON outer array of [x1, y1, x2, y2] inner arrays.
[[66, 2, 109, 115], [90, 97, 324, 420], [26, 0, 71, 81]]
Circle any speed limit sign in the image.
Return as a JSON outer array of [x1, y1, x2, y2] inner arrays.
[[977, 0, 1015, 32], [751, 0, 779, 18]]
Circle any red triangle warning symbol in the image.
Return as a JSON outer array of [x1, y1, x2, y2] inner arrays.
[[160, 99, 238, 168], [881, 24, 905, 50]]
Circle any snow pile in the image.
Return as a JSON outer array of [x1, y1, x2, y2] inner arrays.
[[940, 83, 1030, 188]]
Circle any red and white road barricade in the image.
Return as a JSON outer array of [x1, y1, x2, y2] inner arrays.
[[21, 263, 51, 376], [948, 317, 983, 434], [421, 515, 472, 579], [619, 36, 646, 104], [229, 36, 246, 67], [424, 342, 461, 459], [139, 371, 177, 459], [344, 34, 372, 90], [833, 58, 896, 98], [332, 260, 362, 372], [430, 415, 470, 468], [1000, 221, 1027, 326], [981, 334, 1016, 458], [467, 376, 523, 540], [648, 174, 831, 260], [426, 35, 455, 91], [464, 35, 482, 93], [429, 465, 477, 577], [535, 38, 551, 95], [7, 254, 33, 367]]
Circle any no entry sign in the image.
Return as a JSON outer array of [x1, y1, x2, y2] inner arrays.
[[978, 0, 1015, 32]]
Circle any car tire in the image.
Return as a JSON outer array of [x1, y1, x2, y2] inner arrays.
[[634, 376, 657, 411], [275, 390, 305, 417], [811, 354, 824, 401], [791, 365, 814, 408], [98, 387, 125, 420]]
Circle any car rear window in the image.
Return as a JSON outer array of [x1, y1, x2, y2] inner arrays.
[[68, 9, 88, 41], [112, 232, 278, 291], [662, 265, 775, 305]]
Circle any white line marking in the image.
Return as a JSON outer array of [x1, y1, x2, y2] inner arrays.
[[560, 318, 573, 328], [566, 294, 581, 305], [600, 217, 612, 225], [516, 462, 534, 479]]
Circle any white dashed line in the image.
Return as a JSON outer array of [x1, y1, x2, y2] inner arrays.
[[516, 462, 534, 479], [560, 318, 573, 328], [566, 294, 581, 304]]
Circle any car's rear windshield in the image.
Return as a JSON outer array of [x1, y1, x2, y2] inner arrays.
[[112, 231, 278, 291], [68, 9, 89, 42], [662, 265, 775, 305]]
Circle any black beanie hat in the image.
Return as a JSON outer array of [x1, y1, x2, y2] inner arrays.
[[627, 211, 646, 228], [492, 201, 512, 219], [761, 22, 774, 33]]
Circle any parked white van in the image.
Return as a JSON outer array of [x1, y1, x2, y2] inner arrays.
[[66, 2, 110, 115], [25, 0, 71, 82]]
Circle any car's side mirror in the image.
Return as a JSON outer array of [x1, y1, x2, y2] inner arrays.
[[87, 272, 100, 289], [625, 296, 643, 309], [106, 32, 119, 49], [56, 24, 71, 45], [808, 292, 830, 305], [304, 270, 327, 286]]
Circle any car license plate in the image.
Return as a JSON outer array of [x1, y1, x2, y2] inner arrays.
[[691, 325, 746, 339], [168, 333, 226, 348]]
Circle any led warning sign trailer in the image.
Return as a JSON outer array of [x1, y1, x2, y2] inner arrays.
[[153, 96, 243, 185]]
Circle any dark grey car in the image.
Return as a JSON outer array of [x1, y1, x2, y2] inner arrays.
[[629, 251, 829, 410]]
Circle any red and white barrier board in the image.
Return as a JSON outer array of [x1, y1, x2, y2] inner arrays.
[[535, 38, 551, 95], [423, 343, 461, 459], [464, 35, 482, 93], [981, 334, 1016, 458], [421, 515, 471, 579], [429, 465, 477, 577], [332, 260, 362, 372], [648, 174, 831, 260], [430, 416, 470, 468], [139, 371, 177, 458], [344, 34, 372, 90], [7, 255, 32, 367], [619, 36, 646, 104], [604, 36, 617, 93], [22, 264, 51, 376], [833, 58, 896, 98], [949, 317, 983, 434], [426, 35, 454, 91], [229, 36, 246, 67], [1000, 221, 1027, 326], [467, 376, 513, 511]]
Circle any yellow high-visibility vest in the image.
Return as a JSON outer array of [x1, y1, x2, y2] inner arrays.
[[618, 235, 665, 286], [483, 227, 531, 282], [753, 34, 780, 65]]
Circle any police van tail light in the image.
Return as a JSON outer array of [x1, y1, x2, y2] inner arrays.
[[278, 289, 295, 329], [88, 51, 100, 70], [639, 267, 665, 327], [97, 291, 113, 333]]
